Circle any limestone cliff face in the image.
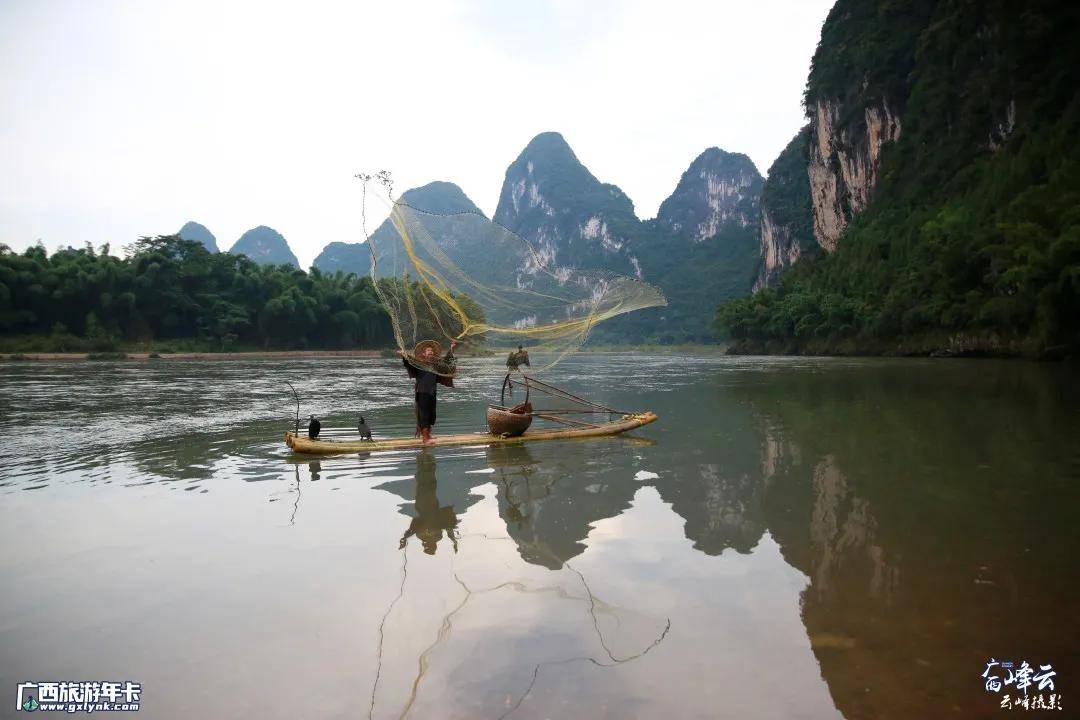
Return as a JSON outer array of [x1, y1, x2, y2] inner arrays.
[[755, 212, 803, 291], [493, 132, 641, 279], [808, 98, 902, 251], [754, 127, 816, 291], [629, 148, 763, 340], [655, 148, 761, 241], [678, 98, 897, 291]]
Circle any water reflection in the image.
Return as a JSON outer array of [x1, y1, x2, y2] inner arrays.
[[741, 362, 1080, 720], [363, 448, 677, 718], [376, 442, 647, 570], [373, 359, 1079, 718], [376, 452, 482, 556], [267, 464, 305, 525], [491, 443, 639, 570], [398, 453, 461, 555], [2, 356, 1077, 719]]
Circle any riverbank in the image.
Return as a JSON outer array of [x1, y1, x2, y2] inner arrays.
[[578, 343, 729, 354], [724, 333, 1078, 360]]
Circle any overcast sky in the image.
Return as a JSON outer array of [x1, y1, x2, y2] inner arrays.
[[1, 0, 833, 268]]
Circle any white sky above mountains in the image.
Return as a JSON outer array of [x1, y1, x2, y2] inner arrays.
[[0, 0, 833, 269]]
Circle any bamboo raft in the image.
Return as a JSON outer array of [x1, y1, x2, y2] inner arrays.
[[284, 411, 658, 455]]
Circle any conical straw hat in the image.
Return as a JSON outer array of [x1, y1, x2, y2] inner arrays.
[[413, 340, 443, 358]]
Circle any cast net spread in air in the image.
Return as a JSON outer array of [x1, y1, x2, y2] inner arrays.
[[361, 183, 666, 376]]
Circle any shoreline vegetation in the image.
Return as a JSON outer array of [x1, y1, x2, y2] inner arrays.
[[725, 337, 1076, 360], [0, 236, 398, 356], [3, 228, 1074, 362]]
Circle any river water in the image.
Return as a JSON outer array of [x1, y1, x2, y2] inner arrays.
[[0, 354, 1077, 719]]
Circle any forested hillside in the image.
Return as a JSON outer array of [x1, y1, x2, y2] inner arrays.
[[719, 0, 1080, 356]]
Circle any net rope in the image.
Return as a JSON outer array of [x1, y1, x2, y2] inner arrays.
[[359, 178, 666, 376]]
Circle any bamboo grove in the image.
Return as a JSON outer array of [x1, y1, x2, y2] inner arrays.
[[0, 235, 400, 352]]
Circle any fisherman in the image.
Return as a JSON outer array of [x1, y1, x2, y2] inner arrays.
[[398, 339, 457, 444], [506, 344, 530, 371]]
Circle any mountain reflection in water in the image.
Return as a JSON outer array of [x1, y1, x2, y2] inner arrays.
[[0, 355, 1076, 719]]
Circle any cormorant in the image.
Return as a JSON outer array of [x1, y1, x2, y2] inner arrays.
[[307, 415, 321, 439], [357, 415, 372, 441]]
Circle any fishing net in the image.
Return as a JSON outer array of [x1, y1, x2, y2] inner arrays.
[[361, 183, 666, 376]]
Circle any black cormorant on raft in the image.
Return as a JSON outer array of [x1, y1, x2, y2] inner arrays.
[[357, 416, 372, 441]]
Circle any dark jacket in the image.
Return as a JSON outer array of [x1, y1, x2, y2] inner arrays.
[[403, 355, 455, 395]]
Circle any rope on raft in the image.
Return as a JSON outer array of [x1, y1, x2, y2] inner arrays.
[[532, 412, 604, 429], [519, 376, 630, 415]]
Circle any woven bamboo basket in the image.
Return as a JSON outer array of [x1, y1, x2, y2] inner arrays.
[[487, 402, 533, 437]]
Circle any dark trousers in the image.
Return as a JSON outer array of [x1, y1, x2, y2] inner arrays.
[[415, 392, 437, 429]]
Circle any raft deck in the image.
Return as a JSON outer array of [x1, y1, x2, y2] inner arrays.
[[285, 411, 658, 455]]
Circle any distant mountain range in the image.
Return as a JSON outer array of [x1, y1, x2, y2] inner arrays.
[[176, 221, 300, 269], [176, 134, 767, 342], [483, 132, 764, 342], [306, 132, 765, 342]]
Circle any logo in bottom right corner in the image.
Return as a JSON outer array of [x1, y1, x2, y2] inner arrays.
[[982, 659, 1061, 711]]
